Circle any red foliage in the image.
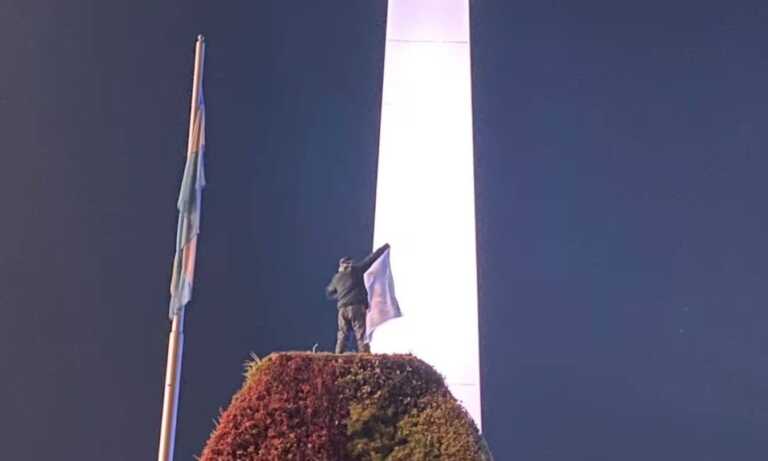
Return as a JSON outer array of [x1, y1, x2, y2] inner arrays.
[[199, 353, 487, 461], [200, 354, 348, 461]]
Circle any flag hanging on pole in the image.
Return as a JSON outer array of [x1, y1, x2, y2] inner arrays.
[[158, 35, 206, 461], [363, 247, 401, 343], [168, 84, 206, 319]]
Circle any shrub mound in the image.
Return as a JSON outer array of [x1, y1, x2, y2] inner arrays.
[[199, 352, 491, 461]]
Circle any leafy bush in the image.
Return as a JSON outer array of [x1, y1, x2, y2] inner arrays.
[[199, 352, 491, 461]]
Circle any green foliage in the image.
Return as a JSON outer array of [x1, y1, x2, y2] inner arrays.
[[337, 354, 453, 460], [390, 395, 486, 461], [199, 352, 491, 461]]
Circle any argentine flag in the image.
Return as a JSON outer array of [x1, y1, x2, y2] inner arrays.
[[363, 247, 401, 343]]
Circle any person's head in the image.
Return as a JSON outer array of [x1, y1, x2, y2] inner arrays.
[[338, 256, 353, 272]]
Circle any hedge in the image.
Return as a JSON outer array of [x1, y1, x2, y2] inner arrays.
[[199, 352, 492, 461]]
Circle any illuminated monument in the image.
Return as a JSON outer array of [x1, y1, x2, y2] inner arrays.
[[370, 0, 481, 428]]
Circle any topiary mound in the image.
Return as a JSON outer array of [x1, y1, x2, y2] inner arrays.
[[199, 352, 492, 461]]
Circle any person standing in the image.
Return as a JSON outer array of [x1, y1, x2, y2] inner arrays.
[[326, 243, 390, 353]]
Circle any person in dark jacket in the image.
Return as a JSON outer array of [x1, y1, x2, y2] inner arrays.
[[326, 243, 390, 353]]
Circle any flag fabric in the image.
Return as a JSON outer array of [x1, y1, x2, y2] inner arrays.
[[363, 247, 401, 343], [169, 90, 206, 319]]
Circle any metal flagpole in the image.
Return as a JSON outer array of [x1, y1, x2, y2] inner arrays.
[[157, 34, 206, 461]]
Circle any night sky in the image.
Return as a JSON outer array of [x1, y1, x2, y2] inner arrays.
[[1, 1, 767, 460]]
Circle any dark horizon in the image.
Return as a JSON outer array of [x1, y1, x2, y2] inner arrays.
[[1, 1, 767, 460]]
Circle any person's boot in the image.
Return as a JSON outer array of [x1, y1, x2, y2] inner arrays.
[[335, 333, 346, 354]]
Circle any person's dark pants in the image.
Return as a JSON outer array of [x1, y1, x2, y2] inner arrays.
[[335, 304, 370, 353]]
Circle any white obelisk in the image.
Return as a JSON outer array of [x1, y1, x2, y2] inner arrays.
[[371, 0, 481, 428]]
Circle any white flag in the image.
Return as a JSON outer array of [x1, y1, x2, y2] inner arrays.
[[363, 248, 401, 343]]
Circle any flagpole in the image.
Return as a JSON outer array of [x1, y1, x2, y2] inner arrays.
[[157, 34, 206, 461]]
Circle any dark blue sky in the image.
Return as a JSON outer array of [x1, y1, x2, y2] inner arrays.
[[1, 1, 766, 460]]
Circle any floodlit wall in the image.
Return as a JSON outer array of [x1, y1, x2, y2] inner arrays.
[[371, 0, 481, 428]]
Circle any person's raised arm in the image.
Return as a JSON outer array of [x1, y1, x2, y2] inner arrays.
[[358, 243, 390, 272]]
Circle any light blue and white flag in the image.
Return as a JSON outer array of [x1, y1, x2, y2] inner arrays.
[[363, 247, 401, 343], [168, 88, 206, 319]]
